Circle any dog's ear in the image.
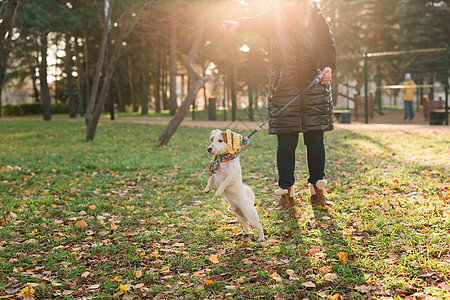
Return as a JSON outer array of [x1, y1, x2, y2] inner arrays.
[[221, 131, 227, 143], [210, 129, 220, 139]]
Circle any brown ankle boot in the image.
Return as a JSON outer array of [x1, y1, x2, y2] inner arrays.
[[274, 186, 295, 211], [309, 180, 333, 206]]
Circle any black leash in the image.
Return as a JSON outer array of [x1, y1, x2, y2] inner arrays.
[[247, 72, 325, 139]]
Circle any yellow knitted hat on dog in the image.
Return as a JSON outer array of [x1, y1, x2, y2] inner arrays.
[[226, 129, 249, 154]]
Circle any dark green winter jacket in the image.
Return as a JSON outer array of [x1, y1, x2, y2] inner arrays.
[[237, 1, 336, 134]]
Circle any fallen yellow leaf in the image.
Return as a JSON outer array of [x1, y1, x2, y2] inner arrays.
[[19, 286, 35, 299], [329, 294, 342, 300], [135, 270, 142, 279], [338, 252, 349, 262], [204, 280, 214, 285], [209, 255, 219, 264]]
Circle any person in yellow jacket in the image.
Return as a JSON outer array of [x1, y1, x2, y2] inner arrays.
[[402, 73, 417, 121]]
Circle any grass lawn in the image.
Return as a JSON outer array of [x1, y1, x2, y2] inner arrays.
[[0, 120, 449, 299]]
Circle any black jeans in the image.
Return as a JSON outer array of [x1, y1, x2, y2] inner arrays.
[[277, 131, 325, 189]]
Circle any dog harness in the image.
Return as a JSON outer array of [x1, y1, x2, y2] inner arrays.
[[209, 131, 249, 174]]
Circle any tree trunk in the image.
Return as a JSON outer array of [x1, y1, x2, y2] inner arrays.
[[169, 14, 177, 115], [161, 54, 169, 110], [0, 0, 19, 51], [85, 17, 109, 128], [107, 30, 114, 120], [154, 40, 161, 112], [0, 30, 13, 117], [115, 66, 124, 112], [86, 0, 146, 141], [29, 64, 40, 102], [86, 35, 122, 141], [65, 35, 76, 118], [127, 52, 138, 112], [40, 32, 52, 121], [53, 41, 60, 104], [141, 53, 149, 115], [83, 31, 90, 112], [162, 70, 169, 110], [230, 63, 237, 121], [156, 12, 208, 146], [203, 64, 207, 109], [75, 45, 85, 115]]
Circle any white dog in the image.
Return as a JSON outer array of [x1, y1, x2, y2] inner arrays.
[[203, 129, 265, 242]]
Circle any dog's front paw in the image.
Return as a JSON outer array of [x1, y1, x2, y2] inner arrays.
[[214, 190, 223, 198], [203, 187, 211, 193]]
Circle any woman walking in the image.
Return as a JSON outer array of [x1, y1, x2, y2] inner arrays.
[[220, 0, 336, 210]]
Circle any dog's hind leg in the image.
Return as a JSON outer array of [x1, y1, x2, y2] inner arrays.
[[229, 206, 249, 234], [244, 184, 255, 203], [241, 206, 265, 242]]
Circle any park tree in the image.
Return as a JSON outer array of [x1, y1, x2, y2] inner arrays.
[[323, 0, 448, 91], [397, 0, 448, 50], [15, 0, 54, 120], [69, 0, 101, 116], [85, 0, 150, 141], [361, 0, 401, 99], [14, 0, 81, 120], [0, 0, 20, 116], [396, 0, 449, 89], [139, 1, 191, 116], [0, 0, 19, 49], [155, 5, 208, 146], [155, 0, 270, 146], [323, 0, 374, 91], [52, 2, 84, 118]]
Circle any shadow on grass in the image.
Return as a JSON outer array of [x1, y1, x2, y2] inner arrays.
[[272, 204, 367, 299], [265, 128, 448, 298]]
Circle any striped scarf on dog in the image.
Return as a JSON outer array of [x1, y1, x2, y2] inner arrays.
[[209, 150, 241, 174]]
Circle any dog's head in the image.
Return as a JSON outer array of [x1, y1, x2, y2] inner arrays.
[[207, 129, 249, 156], [207, 129, 228, 155]]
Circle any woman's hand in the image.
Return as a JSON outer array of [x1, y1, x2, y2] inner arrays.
[[321, 67, 332, 83], [220, 21, 239, 34]]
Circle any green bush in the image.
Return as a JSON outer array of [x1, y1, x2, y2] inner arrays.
[[1, 103, 70, 116], [51, 103, 70, 114]]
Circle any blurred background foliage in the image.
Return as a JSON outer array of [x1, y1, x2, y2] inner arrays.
[[0, 0, 448, 116]]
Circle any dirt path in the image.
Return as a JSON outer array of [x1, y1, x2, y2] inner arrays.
[[110, 109, 450, 134], [2, 110, 449, 134]]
